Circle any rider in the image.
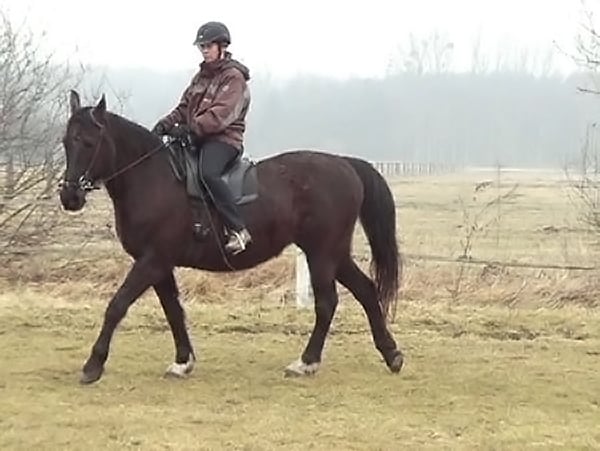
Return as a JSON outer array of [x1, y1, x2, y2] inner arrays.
[[152, 21, 252, 255]]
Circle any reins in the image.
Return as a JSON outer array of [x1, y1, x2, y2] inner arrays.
[[60, 110, 166, 191]]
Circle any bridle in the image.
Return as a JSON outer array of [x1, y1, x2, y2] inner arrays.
[[59, 109, 165, 192]]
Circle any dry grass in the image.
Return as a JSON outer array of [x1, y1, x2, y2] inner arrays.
[[1, 296, 599, 450], [389, 169, 598, 265], [3, 167, 600, 308], [1, 168, 600, 449]]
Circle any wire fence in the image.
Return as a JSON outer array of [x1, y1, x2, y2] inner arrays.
[[370, 161, 458, 177], [2, 241, 597, 272], [352, 252, 597, 271]]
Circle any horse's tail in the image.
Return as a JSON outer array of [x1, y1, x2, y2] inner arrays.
[[343, 156, 401, 321]]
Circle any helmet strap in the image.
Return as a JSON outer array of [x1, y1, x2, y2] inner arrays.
[[218, 43, 228, 59]]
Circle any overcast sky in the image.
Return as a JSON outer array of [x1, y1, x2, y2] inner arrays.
[[1, 0, 588, 79]]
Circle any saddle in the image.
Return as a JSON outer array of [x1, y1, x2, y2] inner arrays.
[[165, 135, 258, 205]]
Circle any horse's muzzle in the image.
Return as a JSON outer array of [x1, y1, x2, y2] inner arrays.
[[58, 175, 100, 211], [59, 184, 87, 211]]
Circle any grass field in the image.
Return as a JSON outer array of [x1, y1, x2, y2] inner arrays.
[[1, 168, 600, 449]]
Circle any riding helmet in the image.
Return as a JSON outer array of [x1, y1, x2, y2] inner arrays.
[[193, 21, 231, 46]]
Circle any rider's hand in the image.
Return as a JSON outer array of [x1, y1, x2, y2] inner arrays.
[[151, 121, 169, 135], [169, 123, 190, 139]]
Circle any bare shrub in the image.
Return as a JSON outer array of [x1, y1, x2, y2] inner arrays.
[[0, 9, 128, 249], [448, 173, 519, 302]]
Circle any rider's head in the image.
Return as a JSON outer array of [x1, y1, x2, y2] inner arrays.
[[193, 21, 231, 63]]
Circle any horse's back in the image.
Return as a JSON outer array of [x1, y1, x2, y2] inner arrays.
[[256, 149, 363, 186], [250, 149, 364, 250]]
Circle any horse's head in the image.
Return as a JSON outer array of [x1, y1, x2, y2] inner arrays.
[[59, 90, 116, 211]]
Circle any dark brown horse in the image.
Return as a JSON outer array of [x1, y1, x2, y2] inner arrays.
[[59, 90, 404, 384]]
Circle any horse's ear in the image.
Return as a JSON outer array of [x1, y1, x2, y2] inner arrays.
[[95, 94, 106, 114], [92, 94, 107, 123], [69, 89, 81, 114]]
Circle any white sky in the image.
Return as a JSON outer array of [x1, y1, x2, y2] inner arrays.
[[1, 0, 588, 79]]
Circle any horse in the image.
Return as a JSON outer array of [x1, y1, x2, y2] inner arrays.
[[58, 90, 404, 384]]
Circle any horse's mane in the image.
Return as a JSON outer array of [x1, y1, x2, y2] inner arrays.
[[71, 107, 163, 152]]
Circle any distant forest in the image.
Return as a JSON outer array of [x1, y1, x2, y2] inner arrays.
[[91, 65, 600, 168]]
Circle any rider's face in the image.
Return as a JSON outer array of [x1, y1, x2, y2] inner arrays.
[[198, 42, 221, 62]]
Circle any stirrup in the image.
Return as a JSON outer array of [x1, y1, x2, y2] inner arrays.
[[225, 229, 251, 254]]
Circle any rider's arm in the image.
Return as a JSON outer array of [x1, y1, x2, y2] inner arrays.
[[160, 73, 198, 129], [188, 70, 248, 137], [161, 89, 190, 128]]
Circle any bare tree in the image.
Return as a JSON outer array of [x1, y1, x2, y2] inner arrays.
[[387, 31, 454, 75], [564, 0, 600, 93], [573, 1, 600, 67], [0, 8, 127, 248], [470, 32, 489, 75], [562, 2, 600, 237], [565, 122, 600, 236]]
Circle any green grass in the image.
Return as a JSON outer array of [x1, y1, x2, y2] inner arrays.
[[1, 295, 599, 450]]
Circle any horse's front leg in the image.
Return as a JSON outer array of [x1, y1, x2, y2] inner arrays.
[[80, 252, 168, 384]]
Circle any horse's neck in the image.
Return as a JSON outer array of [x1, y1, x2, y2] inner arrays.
[[104, 125, 171, 204]]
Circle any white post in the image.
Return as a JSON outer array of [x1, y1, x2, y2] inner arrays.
[[295, 247, 313, 308]]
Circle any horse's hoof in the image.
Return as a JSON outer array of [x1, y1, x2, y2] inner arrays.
[[80, 367, 103, 385], [283, 358, 320, 377], [388, 351, 404, 374], [164, 356, 195, 379]]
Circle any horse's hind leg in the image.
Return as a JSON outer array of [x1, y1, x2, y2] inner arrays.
[[153, 272, 196, 378], [284, 252, 339, 377], [336, 256, 403, 373]]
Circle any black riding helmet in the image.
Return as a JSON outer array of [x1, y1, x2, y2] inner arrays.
[[193, 21, 231, 46]]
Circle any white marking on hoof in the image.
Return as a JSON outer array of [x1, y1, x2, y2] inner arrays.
[[284, 358, 320, 377], [164, 354, 195, 378]]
